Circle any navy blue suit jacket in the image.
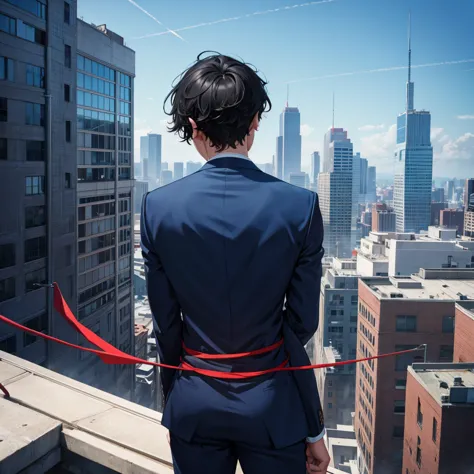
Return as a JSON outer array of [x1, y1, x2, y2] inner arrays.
[[141, 156, 325, 448]]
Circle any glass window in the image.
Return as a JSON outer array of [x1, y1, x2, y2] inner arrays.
[[392, 425, 404, 438], [0, 334, 16, 353], [0, 13, 16, 35], [65, 121, 71, 142], [25, 268, 46, 292], [0, 57, 14, 81], [26, 140, 45, 161], [65, 45, 72, 68], [64, 84, 70, 102], [5, 0, 46, 20], [65, 172, 71, 188], [24, 236, 46, 262], [395, 345, 421, 371], [25, 103, 44, 126], [442, 316, 454, 333], [0, 138, 6, 160], [395, 379, 407, 390], [0, 277, 15, 303], [393, 400, 405, 414], [0, 243, 15, 269], [77, 55, 85, 71], [439, 345, 453, 361], [432, 417, 437, 442], [25, 205, 45, 228], [64, 1, 70, 24], [23, 313, 48, 347], [0, 97, 7, 122], [25, 175, 45, 195], [26, 64, 44, 88], [396, 315, 417, 332]]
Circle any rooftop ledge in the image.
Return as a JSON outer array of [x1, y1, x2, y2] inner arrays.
[[0, 351, 251, 474], [0, 350, 174, 473]]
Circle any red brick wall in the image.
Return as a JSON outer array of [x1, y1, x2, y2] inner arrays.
[[453, 305, 474, 362], [402, 370, 441, 474]]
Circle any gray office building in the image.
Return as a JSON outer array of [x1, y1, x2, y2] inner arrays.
[[174, 161, 183, 180], [147, 133, 161, 188], [310, 151, 320, 191], [140, 135, 148, 179], [186, 161, 201, 176], [0, 0, 78, 374], [314, 259, 359, 428], [76, 20, 135, 398]]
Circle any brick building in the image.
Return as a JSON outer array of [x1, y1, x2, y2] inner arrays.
[[355, 268, 474, 474], [453, 301, 474, 363], [402, 363, 474, 474]]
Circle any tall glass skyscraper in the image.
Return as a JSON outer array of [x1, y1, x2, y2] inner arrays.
[[318, 128, 354, 258], [148, 133, 161, 189], [393, 20, 433, 233], [275, 106, 301, 181]]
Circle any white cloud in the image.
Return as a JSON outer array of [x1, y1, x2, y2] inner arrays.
[[358, 124, 385, 132], [457, 115, 474, 120], [359, 124, 396, 167], [300, 124, 314, 137], [438, 133, 474, 161], [431, 127, 445, 140]]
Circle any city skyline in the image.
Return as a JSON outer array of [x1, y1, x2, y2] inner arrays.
[[77, 0, 474, 178]]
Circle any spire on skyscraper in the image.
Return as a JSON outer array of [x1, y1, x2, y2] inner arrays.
[[406, 12, 414, 111]]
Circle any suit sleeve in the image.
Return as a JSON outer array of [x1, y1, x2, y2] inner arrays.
[[140, 193, 183, 400], [284, 193, 324, 345]]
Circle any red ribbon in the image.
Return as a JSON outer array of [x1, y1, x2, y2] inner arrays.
[[0, 283, 424, 381]]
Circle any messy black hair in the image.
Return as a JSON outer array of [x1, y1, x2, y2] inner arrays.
[[163, 51, 272, 152]]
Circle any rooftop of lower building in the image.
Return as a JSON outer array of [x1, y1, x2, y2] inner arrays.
[[409, 363, 474, 407], [456, 301, 474, 320], [361, 268, 474, 301]]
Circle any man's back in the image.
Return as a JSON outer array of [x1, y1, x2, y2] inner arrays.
[[140, 52, 329, 474]]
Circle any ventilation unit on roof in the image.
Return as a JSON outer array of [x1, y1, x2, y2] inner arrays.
[[441, 394, 450, 403], [453, 377, 464, 387], [390, 293, 404, 298], [439, 381, 449, 389]]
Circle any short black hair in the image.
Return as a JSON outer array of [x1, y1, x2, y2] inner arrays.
[[164, 52, 271, 152]]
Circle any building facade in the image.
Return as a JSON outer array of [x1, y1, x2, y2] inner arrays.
[[439, 208, 464, 235], [318, 128, 354, 257], [310, 151, 320, 191], [315, 260, 359, 427], [76, 20, 135, 398], [147, 133, 161, 189], [185, 161, 201, 176], [173, 161, 183, 180], [366, 166, 376, 204], [393, 29, 433, 233], [372, 203, 396, 232], [139, 135, 148, 179], [276, 106, 301, 181], [453, 301, 474, 362], [0, 0, 79, 373], [354, 269, 474, 474], [288, 171, 307, 188], [402, 363, 474, 474]]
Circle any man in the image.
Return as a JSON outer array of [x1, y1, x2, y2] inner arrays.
[[141, 52, 330, 474]]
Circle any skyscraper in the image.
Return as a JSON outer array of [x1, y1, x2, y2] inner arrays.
[[352, 153, 361, 248], [186, 161, 201, 176], [465, 178, 474, 210], [359, 157, 368, 199], [366, 166, 377, 203], [288, 172, 307, 188], [276, 105, 301, 181], [173, 162, 184, 180], [318, 128, 354, 257], [140, 136, 148, 179], [310, 152, 320, 191], [393, 17, 433, 233], [0, 0, 78, 375], [275, 136, 283, 179], [147, 134, 161, 188], [76, 21, 135, 398]]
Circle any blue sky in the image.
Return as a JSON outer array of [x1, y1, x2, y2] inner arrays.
[[78, 0, 474, 178]]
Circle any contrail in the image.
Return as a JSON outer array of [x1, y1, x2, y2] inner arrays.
[[133, 0, 335, 40], [126, 0, 186, 42], [285, 58, 474, 84]]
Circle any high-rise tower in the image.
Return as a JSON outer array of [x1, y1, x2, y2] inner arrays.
[[393, 14, 433, 233]]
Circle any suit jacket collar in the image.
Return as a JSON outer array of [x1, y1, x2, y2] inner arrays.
[[200, 156, 260, 172]]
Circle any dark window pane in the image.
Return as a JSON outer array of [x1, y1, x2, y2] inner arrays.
[[439, 345, 453, 361], [25, 205, 45, 228], [396, 315, 417, 332], [0, 335, 16, 353], [65, 45, 71, 68], [0, 243, 15, 269], [0, 97, 7, 122], [25, 175, 45, 195], [26, 141, 45, 161], [65, 121, 71, 142], [25, 268, 46, 292], [64, 83, 70, 102], [24, 236, 46, 262], [0, 13, 16, 35], [442, 316, 454, 333], [5, 0, 46, 20], [64, 1, 70, 24], [26, 64, 44, 87], [0, 138, 6, 160], [0, 57, 15, 81], [23, 313, 48, 346], [0, 277, 15, 302]]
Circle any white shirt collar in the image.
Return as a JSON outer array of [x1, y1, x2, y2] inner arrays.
[[208, 153, 249, 161]]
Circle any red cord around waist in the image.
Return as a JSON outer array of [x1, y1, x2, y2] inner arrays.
[[182, 338, 284, 360]]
